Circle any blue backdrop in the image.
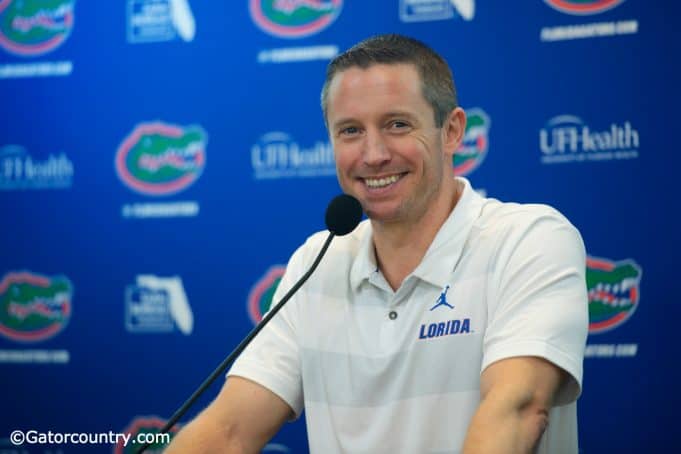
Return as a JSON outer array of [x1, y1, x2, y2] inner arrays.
[[1, 1, 679, 452]]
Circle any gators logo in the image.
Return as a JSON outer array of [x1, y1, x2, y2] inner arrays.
[[0, 0, 75, 56], [587, 256, 641, 334], [453, 108, 490, 176], [248, 266, 285, 324], [114, 416, 180, 454], [544, 0, 624, 15], [115, 122, 207, 196], [0, 271, 72, 342], [250, 0, 342, 38]]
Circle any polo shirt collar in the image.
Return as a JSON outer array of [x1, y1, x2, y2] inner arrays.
[[349, 177, 485, 291], [350, 221, 379, 291], [412, 177, 483, 288]]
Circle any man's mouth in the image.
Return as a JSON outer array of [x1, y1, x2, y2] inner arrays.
[[363, 173, 406, 189]]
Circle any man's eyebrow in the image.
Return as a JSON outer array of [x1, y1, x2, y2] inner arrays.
[[330, 118, 356, 130], [331, 111, 419, 129], [383, 111, 418, 121]]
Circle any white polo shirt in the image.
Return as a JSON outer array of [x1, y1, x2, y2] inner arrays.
[[228, 177, 588, 454]]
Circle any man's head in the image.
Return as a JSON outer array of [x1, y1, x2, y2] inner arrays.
[[321, 34, 458, 128], [322, 35, 466, 226]]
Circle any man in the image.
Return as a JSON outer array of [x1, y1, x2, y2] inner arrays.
[[167, 34, 588, 453]]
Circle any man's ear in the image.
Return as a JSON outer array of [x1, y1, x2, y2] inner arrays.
[[442, 107, 466, 158]]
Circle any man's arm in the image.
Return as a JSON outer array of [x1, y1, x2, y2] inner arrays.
[[165, 376, 293, 453], [462, 356, 566, 454]]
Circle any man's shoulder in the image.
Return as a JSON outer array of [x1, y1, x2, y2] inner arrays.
[[476, 197, 577, 237], [470, 197, 585, 270]]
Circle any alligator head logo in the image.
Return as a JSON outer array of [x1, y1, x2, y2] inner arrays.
[[249, 0, 343, 38], [248, 266, 285, 324], [115, 121, 207, 196], [453, 108, 490, 176], [587, 256, 641, 334], [0, 0, 75, 56], [544, 0, 625, 15], [0, 271, 72, 342]]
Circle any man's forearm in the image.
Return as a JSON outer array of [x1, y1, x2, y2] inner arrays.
[[462, 387, 549, 454], [165, 377, 292, 453], [165, 413, 250, 454]]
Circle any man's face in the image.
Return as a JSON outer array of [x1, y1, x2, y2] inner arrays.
[[326, 63, 456, 225]]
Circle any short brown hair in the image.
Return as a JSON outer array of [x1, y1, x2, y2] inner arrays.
[[321, 34, 458, 128]]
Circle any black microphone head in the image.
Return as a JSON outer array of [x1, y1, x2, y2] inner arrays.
[[325, 194, 363, 236]]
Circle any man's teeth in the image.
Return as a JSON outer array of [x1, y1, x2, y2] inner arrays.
[[365, 174, 401, 188]]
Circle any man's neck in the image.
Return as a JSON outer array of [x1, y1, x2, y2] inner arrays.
[[371, 178, 463, 291]]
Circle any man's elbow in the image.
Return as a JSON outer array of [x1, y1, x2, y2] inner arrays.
[[519, 402, 551, 451], [492, 384, 553, 451]]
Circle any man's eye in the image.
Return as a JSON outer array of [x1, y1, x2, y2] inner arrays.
[[340, 127, 359, 136], [390, 121, 409, 129]]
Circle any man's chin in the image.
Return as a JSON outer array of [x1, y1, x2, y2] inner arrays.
[[364, 206, 404, 224]]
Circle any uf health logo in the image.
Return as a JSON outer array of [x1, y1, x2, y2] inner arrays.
[[251, 131, 336, 180], [125, 275, 193, 335], [544, 0, 624, 15], [539, 114, 639, 164], [116, 122, 207, 197], [248, 266, 285, 325], [0, 0, 75, 56], [0, 271, 72, 342], [453, 108, 490, 176], [587, 256, 641, 334], [250, 0, 343, 39], [0, 144, 74, 190]]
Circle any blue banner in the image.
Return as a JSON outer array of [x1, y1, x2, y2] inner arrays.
[[1, 1, 678, 452]]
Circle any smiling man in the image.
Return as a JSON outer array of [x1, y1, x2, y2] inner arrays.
[[167, 34, 588, 454]]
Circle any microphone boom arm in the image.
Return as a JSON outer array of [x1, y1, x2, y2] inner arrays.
[[137, 232, 336, 453]]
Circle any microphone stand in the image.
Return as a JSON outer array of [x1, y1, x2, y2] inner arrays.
[[137, 232, 336, 453]]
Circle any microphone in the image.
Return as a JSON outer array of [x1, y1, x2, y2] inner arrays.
[[326, 193, 364, 235], [138, 194, 362, 453]]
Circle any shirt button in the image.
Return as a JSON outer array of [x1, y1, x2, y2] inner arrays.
[[388, 311, 398, 320]]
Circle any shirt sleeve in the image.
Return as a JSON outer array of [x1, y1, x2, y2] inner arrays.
[[227, 242, 312, 420], [481, 206, 589, 406]]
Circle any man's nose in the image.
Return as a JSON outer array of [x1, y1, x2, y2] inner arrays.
[[362, 130, 390, 166]]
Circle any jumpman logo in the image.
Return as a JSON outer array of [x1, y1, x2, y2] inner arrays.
[[430, 285, 454, 311]]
